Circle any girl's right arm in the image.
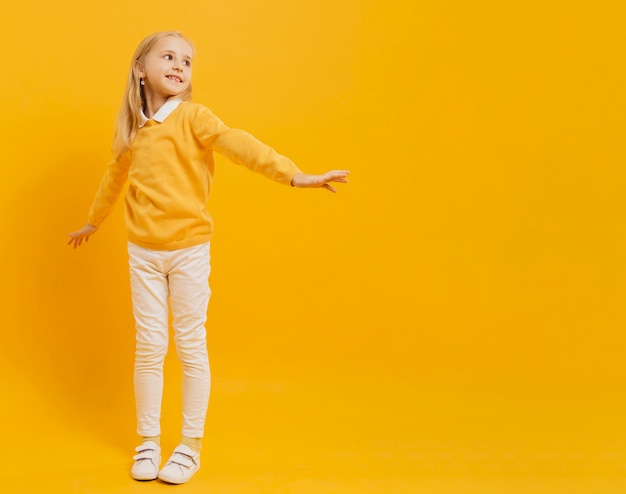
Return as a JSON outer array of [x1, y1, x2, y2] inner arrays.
[[67, 152, 131, 249]]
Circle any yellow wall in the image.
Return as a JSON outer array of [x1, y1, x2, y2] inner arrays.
[[1, 0, 626, 491]]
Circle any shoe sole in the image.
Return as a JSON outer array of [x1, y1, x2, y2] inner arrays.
[[158, 465, 200, 484], [131, 471, 159, 481]]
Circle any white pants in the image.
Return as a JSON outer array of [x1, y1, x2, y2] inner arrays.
[[128, 242, 211, 438]]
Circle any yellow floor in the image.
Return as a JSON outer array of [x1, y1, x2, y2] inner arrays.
[[2, 361, 626, 494]]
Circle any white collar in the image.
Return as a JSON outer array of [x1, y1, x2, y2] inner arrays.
[[139, 98, 182, 127]]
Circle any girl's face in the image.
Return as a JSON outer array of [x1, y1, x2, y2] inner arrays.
[[137, 36, 193, 102]]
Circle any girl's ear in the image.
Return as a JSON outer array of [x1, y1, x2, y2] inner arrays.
[[134, 61, 145, 79]]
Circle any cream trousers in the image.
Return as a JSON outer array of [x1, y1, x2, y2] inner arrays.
[[128, 241, 211, 438]]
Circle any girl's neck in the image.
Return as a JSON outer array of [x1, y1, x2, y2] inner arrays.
[[143, 94, 170, 119]]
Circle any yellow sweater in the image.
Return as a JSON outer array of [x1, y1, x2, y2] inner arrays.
[[87, 101, 302, 250]]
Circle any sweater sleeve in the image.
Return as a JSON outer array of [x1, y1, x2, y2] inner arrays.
[[192, 105, 302, 185], [87, 151, 131, 226]]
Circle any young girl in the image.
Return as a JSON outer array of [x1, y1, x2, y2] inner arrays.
[[68, 31, 349, 484]]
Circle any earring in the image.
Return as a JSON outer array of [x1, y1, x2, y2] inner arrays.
[[140, 78, 144, 86]]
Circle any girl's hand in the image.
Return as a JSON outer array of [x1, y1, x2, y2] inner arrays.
[[68, 223, 98, 249], [291, 170, 350, 193]]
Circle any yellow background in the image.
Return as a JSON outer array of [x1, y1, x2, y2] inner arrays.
[[1, 0, 626, 492]]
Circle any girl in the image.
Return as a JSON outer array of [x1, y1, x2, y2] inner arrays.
[[68, 31, 349, 484]]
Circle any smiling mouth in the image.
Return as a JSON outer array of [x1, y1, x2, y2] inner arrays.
[[166, 75, 183, 83]]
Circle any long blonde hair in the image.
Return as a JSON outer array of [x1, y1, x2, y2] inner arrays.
[[112, 31, 194, 159]]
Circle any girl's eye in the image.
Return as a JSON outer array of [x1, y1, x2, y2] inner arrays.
[[164, 54, 173, 60], [184, 60, 191, 67]]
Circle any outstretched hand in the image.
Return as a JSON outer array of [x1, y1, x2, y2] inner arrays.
[[291, 170, 350, 193], [68, 223, 98, 249]]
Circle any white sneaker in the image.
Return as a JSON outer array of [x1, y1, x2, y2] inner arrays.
[[130, 441, 161, 481], [158, 444, 200, 484]]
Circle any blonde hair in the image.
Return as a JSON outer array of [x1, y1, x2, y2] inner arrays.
[[112, 31, 194, 159]]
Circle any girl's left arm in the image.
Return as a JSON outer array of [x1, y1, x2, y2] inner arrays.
[[194, 105, 350, 190]]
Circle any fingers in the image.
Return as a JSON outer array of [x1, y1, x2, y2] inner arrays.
[[67, 232, 87, 249], [321, 170, 349, 192], [68, 224, 97, 248], [323, 171, 350, 187], [291, 170, 350, 190], [326, 170, 350, 180]]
